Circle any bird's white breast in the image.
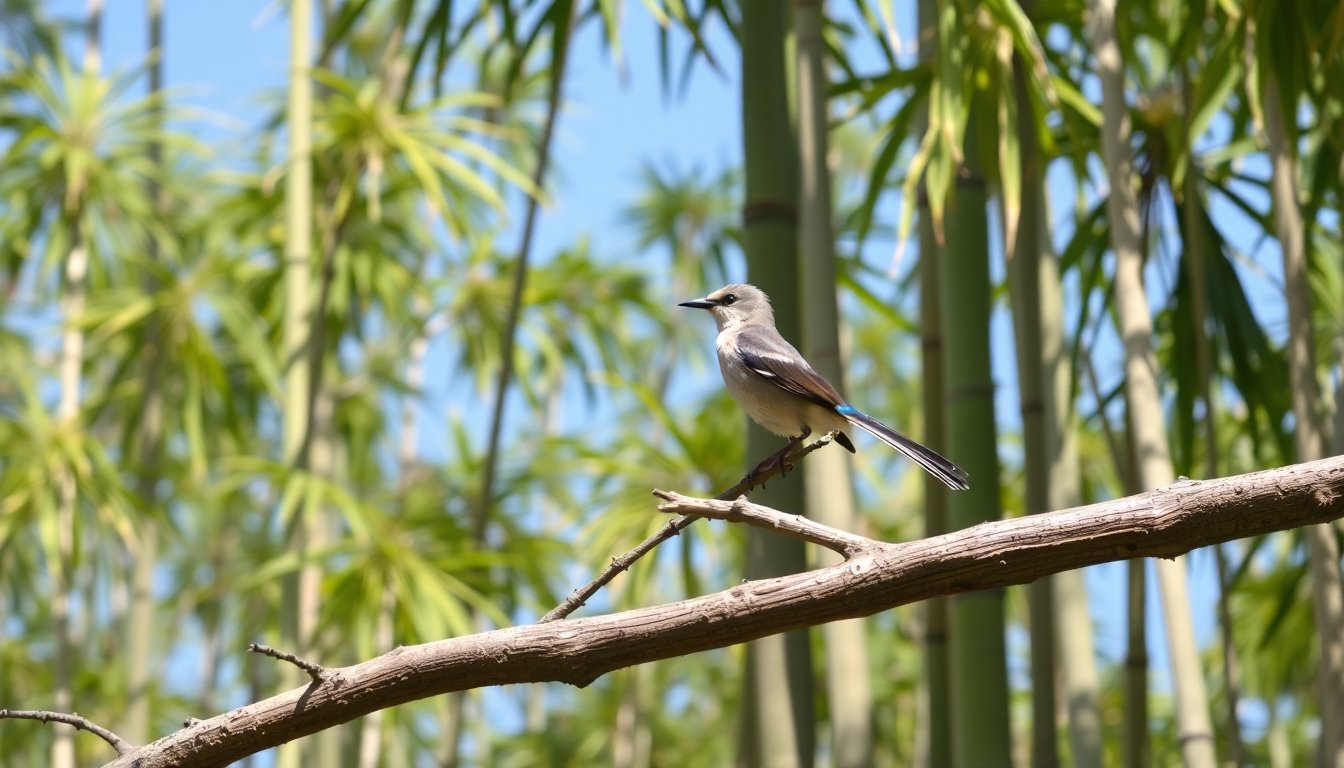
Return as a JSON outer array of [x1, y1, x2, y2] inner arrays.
[[716, 329, 827, 437]]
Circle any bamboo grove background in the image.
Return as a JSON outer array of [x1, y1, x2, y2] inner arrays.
[[1, 0, 1343, 766]]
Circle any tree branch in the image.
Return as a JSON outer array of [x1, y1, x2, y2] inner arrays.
[[0, 709, 133, 756], [652, 489, 875, 556], [539, 432, 841, 622], [248, 643, 328, 683], [103, 455, 1344, 768]]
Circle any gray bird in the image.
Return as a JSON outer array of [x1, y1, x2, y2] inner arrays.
[[680, 283, 969, 490]]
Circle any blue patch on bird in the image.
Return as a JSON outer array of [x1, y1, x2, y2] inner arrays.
[[836, 404, 858, 415]]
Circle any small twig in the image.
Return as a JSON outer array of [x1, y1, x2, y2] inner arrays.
[[0, 709, 133, 756], [537, 514, 699, 624], [726, 431, 841, 498], [652, 491, 878, 557], [248, 643, 327, 683], [538, 433, 840, 623]]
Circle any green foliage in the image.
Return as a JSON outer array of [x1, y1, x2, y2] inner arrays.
[[0, 0, 1341, 764]]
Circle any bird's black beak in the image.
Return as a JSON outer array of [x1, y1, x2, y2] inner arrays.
[[678, 297, 716, 309]]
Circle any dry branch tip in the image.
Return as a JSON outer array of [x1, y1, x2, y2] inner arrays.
[[248, 643, 328, 683], [0, 708, 133, 755]]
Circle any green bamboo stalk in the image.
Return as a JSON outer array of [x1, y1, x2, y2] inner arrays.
[[794, 2, 872, 766], [915, 3, 951, 765], [1041, 215, 1101, 768], [1007, 27, 1059, 765], [280, 0, 313, 513], [738, 2, 814, 766], [1089, 1, 1216, 764], [1003, 19, 1101, 763], [917, 225, 952, 768], [941, 119, 1012, 765], [1102, 361, 1146, 768], [277, 0, 314, 764]]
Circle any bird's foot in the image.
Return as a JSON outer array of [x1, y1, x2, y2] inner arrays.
[[738, 431, 813, 490], [743, 453, 784, 488], [750, 430, 811, 482]]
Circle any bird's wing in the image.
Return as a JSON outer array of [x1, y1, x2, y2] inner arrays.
[[734, 327, 846, 409]]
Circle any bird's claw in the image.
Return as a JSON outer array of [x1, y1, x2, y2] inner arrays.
[[742, 432, 808, 489]]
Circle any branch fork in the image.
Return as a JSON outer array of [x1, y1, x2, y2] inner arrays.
[[652, 490, 877, 558], [540, 431, 844, 622]]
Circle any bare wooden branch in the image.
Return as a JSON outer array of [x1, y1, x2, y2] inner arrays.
[[0, 709, 133, 755], [652, 490, 875, 556], [539, 433, 841, 623], [248, 643, 328, 683], [105, 456, 1344, 768]]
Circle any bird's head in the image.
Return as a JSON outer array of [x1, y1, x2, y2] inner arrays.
[[679, 283, 773, 331]]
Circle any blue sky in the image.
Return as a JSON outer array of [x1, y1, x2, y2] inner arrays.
[[38, 0, 1280, 745]]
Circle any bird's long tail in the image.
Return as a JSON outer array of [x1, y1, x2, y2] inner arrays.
[[837, 405, 970, 490]]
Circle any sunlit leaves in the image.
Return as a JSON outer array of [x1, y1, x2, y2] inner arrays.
[[0, 53, 197, 289], [622, 160, 740, 291], [439, 238, 653, 404], [842, 0, 1055, 265], [311, 68, 540, 236], [0, 377, 139, 566]]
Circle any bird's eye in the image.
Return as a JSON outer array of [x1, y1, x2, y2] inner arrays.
[[722, 293, 737, 305]]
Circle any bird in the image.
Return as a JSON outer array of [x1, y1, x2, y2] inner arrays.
[[679, 283, 969, 490]]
